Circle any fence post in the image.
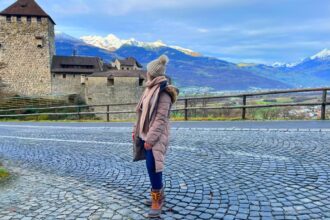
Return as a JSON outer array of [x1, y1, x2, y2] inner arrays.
[[54, 108, 58, 121], [202, 99, 206, 118], [242, 95, 247, 120], [184, 99, 188, 121], [321, 89, 327, 120], [106, 105, 110, 122], [77, 106, 81, 120]]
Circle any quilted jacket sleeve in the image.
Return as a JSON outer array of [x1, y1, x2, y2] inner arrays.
[[145, 92, 171, 146]]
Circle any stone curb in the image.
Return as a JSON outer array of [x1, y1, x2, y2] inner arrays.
[[171, 127, 330, 132]]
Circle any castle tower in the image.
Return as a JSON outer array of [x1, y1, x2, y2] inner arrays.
[[0, 0, 55, 96]]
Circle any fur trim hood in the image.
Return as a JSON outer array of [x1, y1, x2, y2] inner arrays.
[[165, 85, 179, 104]]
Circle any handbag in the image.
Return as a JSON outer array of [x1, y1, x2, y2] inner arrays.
[[133, 134, 146, 162]]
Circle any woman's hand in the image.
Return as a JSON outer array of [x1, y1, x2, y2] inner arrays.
[[144, 142, 153, 150]]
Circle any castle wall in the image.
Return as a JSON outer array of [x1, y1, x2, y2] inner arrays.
[[86, 76, 145, 120], [51, 73, 86, 99], [0, 16, 54, 96]]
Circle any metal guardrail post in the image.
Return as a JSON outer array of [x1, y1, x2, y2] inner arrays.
[[321, 89, 327, 120], [77, 107, 81, 120], [107, 105, 110, 122], [54, 108, 58, 121], [242, 95, 247, 120], [184, 99, 188, 121], [202, 99, 206, 118]]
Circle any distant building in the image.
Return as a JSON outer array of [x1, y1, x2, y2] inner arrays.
[[51, 55, 147, 106], [113, 57, 143, 71], [51, 55, 103, 97], [86, 70, 146, 120]]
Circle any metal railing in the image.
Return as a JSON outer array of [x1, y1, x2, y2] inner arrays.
[[0, 87, 329, 121]]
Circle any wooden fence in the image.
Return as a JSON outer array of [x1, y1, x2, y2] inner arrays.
[[0, 87, 329, 121]]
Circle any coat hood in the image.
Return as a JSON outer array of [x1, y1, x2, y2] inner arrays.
[[165, 85, 179, 104]]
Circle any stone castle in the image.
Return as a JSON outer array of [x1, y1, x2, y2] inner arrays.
[[0, 0, 147, 109]]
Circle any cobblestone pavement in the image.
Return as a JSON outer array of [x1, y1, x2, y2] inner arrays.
[[0, 123, 330, 220]]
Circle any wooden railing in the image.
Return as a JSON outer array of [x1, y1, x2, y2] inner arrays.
[[0, 87, 329, 121]]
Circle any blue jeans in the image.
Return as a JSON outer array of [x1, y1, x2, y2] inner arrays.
[[142, 139, 163, 190]]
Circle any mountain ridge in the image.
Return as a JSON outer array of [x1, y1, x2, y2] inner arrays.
[[80, 34, 202, 57], [55, 32, 330, 93]]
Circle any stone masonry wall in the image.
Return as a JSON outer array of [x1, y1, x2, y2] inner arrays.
[[51, 73, 86, 99], [0, 16, 54, 96], [86, 77, 145, 120]]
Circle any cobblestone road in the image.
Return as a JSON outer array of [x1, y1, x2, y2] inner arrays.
[[0, 122, 330, 220]]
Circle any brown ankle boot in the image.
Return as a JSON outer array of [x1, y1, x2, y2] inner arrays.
[[144, 188, 165, 206], [148, 188, 164, 218]]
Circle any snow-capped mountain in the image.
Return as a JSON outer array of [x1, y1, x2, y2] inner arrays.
[[271, 62, 298, 68], [56, 32, 290, 91], [242, 48, 330, 88], [310, 48, 330, 60], [56, 32, 330, 91], [81, 34, 201, 57], [271, 49, 330, 68]]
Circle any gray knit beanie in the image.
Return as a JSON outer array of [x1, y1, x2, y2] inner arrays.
[[147, 55, 169, 77]]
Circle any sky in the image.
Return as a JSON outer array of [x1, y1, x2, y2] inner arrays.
[[1, 0, 330, 64]]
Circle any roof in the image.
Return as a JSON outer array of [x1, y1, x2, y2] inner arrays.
[[51, 55, 103, 74], [102, 63, 117, 71], [117, 57, 143, 68], [0, 0, 55, 24], [89, 70, 147, 79]]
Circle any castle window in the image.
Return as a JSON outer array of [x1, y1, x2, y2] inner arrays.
[[35, 36, 44, 48], [63, 74, 66, 79], [37, 17, 42, 23], [107, 78, 114, 86], [127, 67, 129, 70], [121, 67, 124, 70], [6, 16, 11, 22], [139, 79, 144, 86], [19, 2, 28, 8], [27, 16, 31, 23], [17, 16, 22, 22], [53, 74, 55, 78]]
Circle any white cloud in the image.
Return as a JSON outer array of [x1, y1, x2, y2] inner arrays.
[[200, 18, 330, 39], [44, 0, 263, 16], [207, 41, 330, 54], [50, 1, 91, 16], [197, 28, 209, 33]]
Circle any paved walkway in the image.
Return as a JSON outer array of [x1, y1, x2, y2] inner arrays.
[[0, 122, 330, 219]]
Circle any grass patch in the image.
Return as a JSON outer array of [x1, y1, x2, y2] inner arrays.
[[0, 167, 10, 181]]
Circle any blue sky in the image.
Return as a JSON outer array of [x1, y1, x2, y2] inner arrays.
[[1, 0, 330, 64]]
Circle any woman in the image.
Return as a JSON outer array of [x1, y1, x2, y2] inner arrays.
[[132, 55, 179, 218]]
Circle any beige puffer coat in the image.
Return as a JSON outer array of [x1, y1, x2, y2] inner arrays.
[[133, 85, 179, 173]]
